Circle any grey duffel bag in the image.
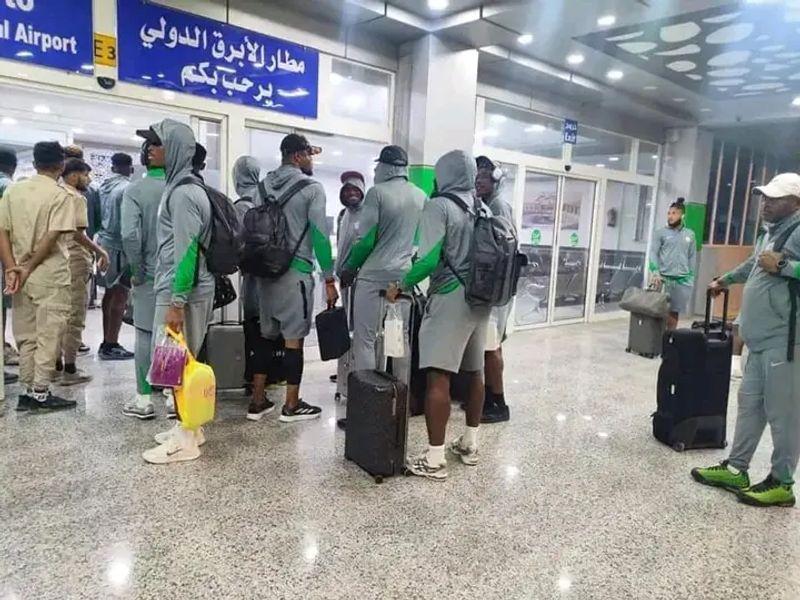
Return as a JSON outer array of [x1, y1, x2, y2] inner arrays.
[[619, 286, 670, 318]]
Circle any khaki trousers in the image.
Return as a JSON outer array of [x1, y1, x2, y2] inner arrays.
[[13, 282, 70, 390], [59, 256, 91, 364]]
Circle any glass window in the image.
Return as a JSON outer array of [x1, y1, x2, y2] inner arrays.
[[571, 125, 632, 170], [743, 152, 763, 245], [481, 101, 564, 159], [596, 181, 649, 313], [329, 59, 390, 125], [713, 142, 736, 245], [704, 140, 722, 243], [515, 172, 558, 326], [729, 147, 751, 245], [637, 141, 659, 176], [196, 119, 222, 191]]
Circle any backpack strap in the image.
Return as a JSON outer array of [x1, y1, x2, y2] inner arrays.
[[431, 193, 471, 289], [257, 179, 313, 208], [772, 221, 800, 362]]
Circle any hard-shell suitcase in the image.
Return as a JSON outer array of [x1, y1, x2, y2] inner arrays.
[[653, 289, 732, 452], [205, 323, 246, 390], [626, 313, 665, 359], [315, 306, 351, 361]]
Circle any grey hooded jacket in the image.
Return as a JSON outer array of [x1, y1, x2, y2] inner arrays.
[[344, 163, 425, 283], [400, 150, 478, 295], [335, 201, 364, 276], [232, 155, 262, 319], [121, 167, 165, 284], [483, 175, 514, 223], [722, 210, 800, 353], [650, 225, 697, 284], [258, 164, 333, 278], [152, 119, 214, 305], [97, 173, 131, 252]]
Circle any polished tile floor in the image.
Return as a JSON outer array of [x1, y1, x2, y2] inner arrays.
[[1, 311, 798, 600]]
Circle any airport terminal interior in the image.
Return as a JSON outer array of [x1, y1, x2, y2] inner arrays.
[[2, 0, 800, 598]]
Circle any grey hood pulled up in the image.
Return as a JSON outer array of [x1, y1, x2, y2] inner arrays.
[[374, 162, 408, 185], [233, 155, 261, 200], [152, 119, 196, 195], [436, 150, 478, 197]]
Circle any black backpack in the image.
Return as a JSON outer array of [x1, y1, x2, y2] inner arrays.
[[239, 179, 313, 278], [772, 221, 800, 362], [437, 192, 527, 307], [172, 176, 243, 276]]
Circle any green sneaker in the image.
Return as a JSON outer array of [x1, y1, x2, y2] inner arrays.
[[691, 461, 750, 491], [737, 475, 795, 508]]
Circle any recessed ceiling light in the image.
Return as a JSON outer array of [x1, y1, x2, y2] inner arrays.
[[567, 53, 585, 65], [162, 90, 176, 100], [595, 163, 606, 168], [80, 64, 94, 71], [700, 107, 712, 112], [651, 154, 659, 159], [525, 124, 547, 133], [606, 69, 624, 81], [72, 128, 85, 135], [489, 114, 508, 124], [15, 50, 33, 58], [33, 105, 50, 114], [597, 15, 617, 27], [609, 156, 620, 162], [2, 117, 17, 125], [428, 0, 448, 10], [112, 117, 126, 125], [517, 33, 534, 45], [673, 98, 686, 103], [793, 96, 800, 106], [644, 85, 658, 91]]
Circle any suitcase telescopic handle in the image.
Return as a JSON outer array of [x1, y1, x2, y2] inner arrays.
[[704, 287, 730, 336]]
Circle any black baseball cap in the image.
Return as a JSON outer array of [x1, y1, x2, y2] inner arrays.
[[376, 145, 408, 167], [112, 152, 133, 168], [136, 127, 162, 145], [476, 155, 496, 171], [280, 133, 321, 156], [62, 158, 91, 177], [33, 141, 65, 167]]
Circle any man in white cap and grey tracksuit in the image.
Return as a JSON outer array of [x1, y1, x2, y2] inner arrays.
[[341, 145, 425, 386], [692, 173, 800, 508]]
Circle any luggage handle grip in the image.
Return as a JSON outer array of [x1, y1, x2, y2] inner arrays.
[[704, 286, 730, 336]]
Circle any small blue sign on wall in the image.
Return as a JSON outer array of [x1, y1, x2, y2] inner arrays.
[[0, 0, 93, 73], [563, 119, 578, 145], [117, 1, 320, 119]]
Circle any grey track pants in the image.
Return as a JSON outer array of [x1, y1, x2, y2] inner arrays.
[[135, 326, 153, 395], [728, 345, 800, 484]]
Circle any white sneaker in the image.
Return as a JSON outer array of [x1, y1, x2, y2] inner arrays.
[[143, 427, 201, 464], [448, 435, 479, 466], [163, 389, 177, 419], [122, 395, 156, 420], [731, 355, 743, 380], [154, 423, 206, 446], [406, 452, 448, 480]]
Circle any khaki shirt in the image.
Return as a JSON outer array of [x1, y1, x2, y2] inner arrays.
[[62, 183, 93, 265], [0, 174, 76, 287]]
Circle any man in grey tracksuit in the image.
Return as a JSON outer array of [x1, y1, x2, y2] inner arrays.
[[387, 150, 490, 481], [342, 145, 425, 383], [475, 155, 514, 424], [256, 134, 339, 423], [97, 153, 135, 360], [692, 173, 800, 508], [139, 119, 214, 465], [649, 198, 696, 330], [120, 139, 167, 420], [333, 171, 366, 408]]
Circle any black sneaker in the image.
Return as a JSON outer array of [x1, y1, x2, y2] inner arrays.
[[77, 343, 91, 356], [4, 371, 18, 385], [279, 399, 322, 423], [30, 391, 77, 411], [16, 394, 33, 411], [336, 418, 347, 430], [98, 343, 135, 361], [481, 403, 510, 424], [246, 398, 276, 422], [329, 374, 337, 383], [55, 359, 63, 372]]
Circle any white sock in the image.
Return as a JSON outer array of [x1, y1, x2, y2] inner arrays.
[[427, 445, 445, 466], [178, 426, 196, 447], [727, 464, 741, 475], [463, 426, 479, 449], [136, 394, 152, 409]]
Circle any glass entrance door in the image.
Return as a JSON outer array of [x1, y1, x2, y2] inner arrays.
[[514, 172, 597, 327]]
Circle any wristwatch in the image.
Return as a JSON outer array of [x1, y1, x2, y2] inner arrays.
[[777, 258, 788, 271]]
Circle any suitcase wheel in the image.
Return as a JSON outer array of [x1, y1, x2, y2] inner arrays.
[[625, 347, 631, 353], [672, 441, 686, 453], [720, 441, 728, 449], [334, 392, 341, 403], [374, 475, 384, 484]]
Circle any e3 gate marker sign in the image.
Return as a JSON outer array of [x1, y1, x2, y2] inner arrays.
[[0, 0, 93, 73]]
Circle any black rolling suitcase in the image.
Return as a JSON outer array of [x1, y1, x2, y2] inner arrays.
[[653, 289, 732, 452], [345, 293, 411, 483]]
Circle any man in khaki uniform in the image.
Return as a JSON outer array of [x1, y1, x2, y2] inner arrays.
[[0, 141, 77, 411], [58, 158, 109, 385]]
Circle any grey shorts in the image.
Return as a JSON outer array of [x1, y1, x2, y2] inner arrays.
[[664, 280, 693, 315], [257, 269, 315, 341], [419, 287, 490, 373], [491, 301, 513, 345], [98, 248, 130, 289], [152, 296, 214, 356], [132, 282, 156, 332]]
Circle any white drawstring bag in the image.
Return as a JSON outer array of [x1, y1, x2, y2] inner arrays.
[[384, 303, 406, 358], [485, 314, 501, 351]]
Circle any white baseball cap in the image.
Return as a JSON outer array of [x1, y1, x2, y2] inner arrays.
[[754, 172, 800, 199]]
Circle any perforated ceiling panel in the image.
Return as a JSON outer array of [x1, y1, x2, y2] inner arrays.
[[575, 2, 800, 100]]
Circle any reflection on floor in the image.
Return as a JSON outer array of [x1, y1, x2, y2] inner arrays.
[[2, 311, 797, 599]]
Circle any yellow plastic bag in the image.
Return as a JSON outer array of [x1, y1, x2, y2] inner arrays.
[[166, 327, 216, 431]]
